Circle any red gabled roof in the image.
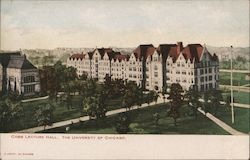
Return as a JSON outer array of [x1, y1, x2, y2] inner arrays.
[[182, 44, 203, 62], [133, 44, 156, 61], [69, 53, 85, 60], [157, 44, 178, 62], [157, 42, 217, 63], [97, 48, 114, 58], [113, 54, 130, 62]]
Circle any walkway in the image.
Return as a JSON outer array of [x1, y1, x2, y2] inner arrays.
[[21, 96, 49, 103], [219, 85, 250, 92], [16, 98, 167, 133], [219, 101, 250, 109], [220, 69, 250, 73], [197, 107, 247, 135]]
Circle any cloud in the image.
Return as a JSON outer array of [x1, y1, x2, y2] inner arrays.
[[1, 0, 249, 50]]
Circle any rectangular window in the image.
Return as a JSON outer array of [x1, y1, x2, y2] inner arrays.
[[154, 72, 158, 77], [200, 69, 204, 75], [23, 76, 35, 83], [24, 85, 35, 93], [209, 68, 212, 73], [201, 77, 204, 82], [154, 65, 158, 70]]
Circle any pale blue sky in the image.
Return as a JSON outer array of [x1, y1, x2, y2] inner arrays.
[[1, 0, 249, 50]]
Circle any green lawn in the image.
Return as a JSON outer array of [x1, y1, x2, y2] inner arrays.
[[41, 104, 229, 135], [219, 72, 250, 86], [10, 95, 125, 132], [215, 106, 249, 133], [222, 91, 250, 104]]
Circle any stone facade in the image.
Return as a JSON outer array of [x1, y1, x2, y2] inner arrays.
[[67, 42, 219, 92], [0, 52, 40, 96]]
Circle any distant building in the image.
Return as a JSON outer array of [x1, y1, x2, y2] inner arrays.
[[0, 51, 40, 96], [67, 42, 219, 92]]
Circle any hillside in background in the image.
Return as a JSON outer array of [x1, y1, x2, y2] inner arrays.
[[2, 46, 249, 69], [207, 46, 250, 61]]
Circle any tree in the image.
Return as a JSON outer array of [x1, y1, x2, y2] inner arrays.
[[35, 102, 55, 130], [122, 81, 139, 110], [103, 75, 126, 98], [184, 86, 201, 119], [146, 91, 154, 106], [115, 113, 131, 134], [167, 83, 184, 126], [64, 67, 77, 82], [83, 94, 107, 120], [203, 92, 212, 113], [0, 97, 23, 132], [135, 87, 144, 109], [209, 90, 223, 115], [152, 90, 159, 104], [161, 85, 168, 102]]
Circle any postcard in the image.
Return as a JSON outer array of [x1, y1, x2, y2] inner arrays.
[[0, 0, 249, 159]]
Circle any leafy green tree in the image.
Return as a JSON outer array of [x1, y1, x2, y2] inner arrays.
[[83, 94, 107, 120], [184, 86, 201, 119], [146, 91, 155, 105], [122, 81, 140, 110], [0, 97, 23, 132], [203, 92, 212, 113], [135, 87, 144, 109], [167, 83, 184, 126], [35, 102, 55, 130], [209, 90, 223, 115], [115, 113, 131, 134], [103, 75, 126, 98]]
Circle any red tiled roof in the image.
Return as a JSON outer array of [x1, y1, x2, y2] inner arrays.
[[114, 54, 129, 62], [182, 44, 204, 62], [157, 44, 178, 62], [133, 44, 156, 61], [158, 42, 216, 63], [96, 48, 113, 58], [69, 53, 85, 60]]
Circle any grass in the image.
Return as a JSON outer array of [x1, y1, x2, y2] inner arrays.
[[219, 72, 250, 86], [222, 91, 250, 104], [10, 95, 125, 132], [41, 104, 229, 135], [215, 106, 249, 133]]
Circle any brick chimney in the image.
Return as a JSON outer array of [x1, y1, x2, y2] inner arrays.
[[177, 42, 183, 53]]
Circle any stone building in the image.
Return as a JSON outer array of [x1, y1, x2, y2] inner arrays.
[[67, 42, 219, 92], [0, 51, 40, 96]]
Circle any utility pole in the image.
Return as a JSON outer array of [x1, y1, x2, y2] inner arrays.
[[230, 45, 234, 124]]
